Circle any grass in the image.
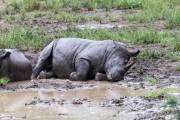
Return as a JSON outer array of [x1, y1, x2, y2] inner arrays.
[[176, 64, 180, 71], [2, 13, 26, 22], [0, 78, 9, 85], [55, 28, 163, 44], [139, 49, 164, 60], [124, 0, 180, 28], [125, 0, 167, 22], [0, 26, 47, 49], [0, 26, 179, 61], [165, 8, 180, 29], [44, 0, 63, 10], [145, 88, 168, 99], [48, 12, 101, 23], [1, 0, 179, 29], [4, 0, 142, 14], [166, 52, 180, 62], [164, 95, 180, 120], [33, 11, 46, 18], [145, 76, 159, 85]]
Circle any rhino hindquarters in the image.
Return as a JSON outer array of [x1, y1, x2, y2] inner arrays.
[[32, 40, 56, 79]]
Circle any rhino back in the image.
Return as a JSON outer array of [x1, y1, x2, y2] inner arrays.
[[77, 40, 112, 74], [53, 38, 92, 63], [52, 38, 92, 77]]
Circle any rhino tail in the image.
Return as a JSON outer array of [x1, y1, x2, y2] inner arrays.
[[31, 40, 57, 79]]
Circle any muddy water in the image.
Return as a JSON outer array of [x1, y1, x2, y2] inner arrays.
[[0, 80, 179, 120], [0, 80, 144, 120]]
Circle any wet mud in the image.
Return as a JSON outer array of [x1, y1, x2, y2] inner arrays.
[[0, 79, 180, 120]]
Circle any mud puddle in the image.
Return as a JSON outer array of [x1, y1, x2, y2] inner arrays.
[[0, 80, 180, 120], [0, 80, 145, 120]]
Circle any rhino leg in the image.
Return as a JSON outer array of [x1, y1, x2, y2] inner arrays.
[[95, 73, 119, 82], [95, 73, 108, 81], [69, 58, 90, 81], [31, 41, 55, 79], [38, 70, 56, 79]]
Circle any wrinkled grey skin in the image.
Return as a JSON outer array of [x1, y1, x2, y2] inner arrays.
[[32, 38, 139, 82], [0, 49, 32, 81]]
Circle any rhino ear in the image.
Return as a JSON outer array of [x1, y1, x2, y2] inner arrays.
[[128, 49, 140, 57], [0, 51, 11, 59]]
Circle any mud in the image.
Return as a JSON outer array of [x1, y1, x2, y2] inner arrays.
[[0, 80, 143, 120], [0, 79, 180, 120]]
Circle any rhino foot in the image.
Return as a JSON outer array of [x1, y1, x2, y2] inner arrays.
[[95, 73, 108, 81], [69, 72, 81, 81]]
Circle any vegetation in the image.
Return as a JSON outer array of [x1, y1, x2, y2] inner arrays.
[[145, 76, 159, 85], [176, 64, 180, 71], [164, 96, 180, 120], [124, 0, 180, 28], [145, 89, 168, 99], [0, 78, 9, 85], [2, 0, 142, 13], [0, 26, 46, 49], [48, 12, 101, 23], [0, 25, 179, 61]]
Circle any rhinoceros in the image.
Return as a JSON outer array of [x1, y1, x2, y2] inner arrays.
[[0, 49, 32, 81], [32, 38, 139, 82]]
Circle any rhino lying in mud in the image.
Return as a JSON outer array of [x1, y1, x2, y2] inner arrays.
[[32, 38, 140, 82], [0, 49, 32, 81]]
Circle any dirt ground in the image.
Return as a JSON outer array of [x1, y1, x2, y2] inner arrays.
[[0, 9, 179, 120]]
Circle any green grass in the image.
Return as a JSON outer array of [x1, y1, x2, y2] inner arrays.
[[146, 89, 168, 99], [3, 0, 179, 29], [0, 26, 47, 49], [0, 26, 179, 62], [125, 0, 167, 22], [2, 15, 16, 22], [6, 0, 142, 13], [165, 8, 180, 29], [176, 64, 180, 71], [33, 11, 46, 18], [48, 12, 101, 22], [164, 95, 180, 120], [145, 76, 159, 85], [165, 96, 179, 108], [55, 28, 163, 44], [139, 49, 164, 60], [166, 52, 180, 62], [125, 0, 180, 28], [0, 78, 9, 85], [44, 0, 63, 10], [2, 13, 26, 22]]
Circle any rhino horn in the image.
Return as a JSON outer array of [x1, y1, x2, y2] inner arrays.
[[125, 61, 136, 71]]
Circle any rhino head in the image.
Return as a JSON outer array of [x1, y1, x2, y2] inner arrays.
[[105, 42, 140, 82], [0, 49, 11, 76]]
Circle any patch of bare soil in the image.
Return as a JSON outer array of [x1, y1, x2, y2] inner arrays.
[[123, 59, 180, 90]]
